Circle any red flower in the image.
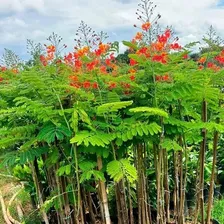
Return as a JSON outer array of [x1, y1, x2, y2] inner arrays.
[[56, 59, 62, 64], [136, 47, 150, 57], [0, 77, 3, 82], [0, 66, 7, 72], [100, 66, 107, 74], [156, 76, 162, 81], [70, 83, 81, 88], [207, 62, 214, 68], [198, 57, 206, 64], [46, 45, 56, 54], [87, 60, 99, 71], [162, 74, 170, 81], [109, 82, 117, 89], [110, 53, 115, 60], [152, 53, 167, 64], [170, 43, 181, 50], [75, 60, 82, 69], [95, 49, 102, 56], [124, 90, 131, 95], [134, 32, 143, 40], [40, 55, 47, 66], [64, 53, 73, 64], [215, 54, 224, 64], [12, 68, 18, 74], [123, 83, 131, 88], [83, 81, 91, 89], [158, 35, 168, 44], [141, 22, 151, 31], [165, 29, 171, 38], [105, 58, 111, 66], [92, 82, 98, 89], [183, 54, 188, 59], [130, 59, 137, 66], [69, 75, 78, 82], [130, 75, 135, 81]]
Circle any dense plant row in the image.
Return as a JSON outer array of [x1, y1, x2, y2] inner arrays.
[[1, 0, 224, 223]]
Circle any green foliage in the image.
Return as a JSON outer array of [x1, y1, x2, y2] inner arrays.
[[129, 107, 168, 118], [19, 147, 48, 164], [107, 159, 137, 183], [161, 138, 182, 151], [57, 164, 72, 176], [70, 130, 115, 147], [79, 160, 105, 183], [37, 123, 72, 144], [96, 101, 133, 115], [212, 199, 224, 223], [114, 121, 161, 143], [122, 41, 138, 50]]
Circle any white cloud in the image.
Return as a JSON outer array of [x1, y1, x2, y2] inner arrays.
[[0, 0, 45, 13], [0, 0, 224, 58]]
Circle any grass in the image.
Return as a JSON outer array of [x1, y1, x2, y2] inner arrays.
[[0, 167, 41, 224], [212, 199, 224, 223]]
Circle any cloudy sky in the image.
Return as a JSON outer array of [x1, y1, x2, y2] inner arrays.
[[0, 0, 224, 60]]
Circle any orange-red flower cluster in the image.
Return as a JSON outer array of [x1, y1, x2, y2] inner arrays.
[[141, 22, 151, 31], [0, 66, 7, 72], [69, 75, 99, 90], [136, 47, 150, 58], [134, 32, 143, 41], [46, 45, 56, 54], [207, 62, 220, 72], [156, 74, 170, 82], [170, 43, 181, 50], [215, 50, 224, 64], [152, 52, 168, 64], [95, 43, 110, 56], [130, 59, 137, 66], [40, 45, 56, 66], [198, 57, 206, 64]]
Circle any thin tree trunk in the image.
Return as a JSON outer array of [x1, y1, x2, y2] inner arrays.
[[156, 144, 164, 224], [164, 149, 170, 223], [194, 100, 207, 224], [116, 180, 129, 224], [179, 149, 184, 224], [55, 163, 66, 224], [206, 131, 218, 224], [173, 151, 179, 224], [61, 176, 72, 223], [30, 162, 50, 224], [97, 156, 111, 224], [128, 181, 134, 224], [137, 143, 151, 224], [86, 191, 96, 224]]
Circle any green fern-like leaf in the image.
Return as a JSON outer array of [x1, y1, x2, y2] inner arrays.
[[161, 139, 182, 152], [122, 41, 138, 50], [37, 123, 72, 144], [70, 131, 114, 147], [19, 147, 48, 164], [96, 101, 133, 115], [79, 161, 97, 171], [57, 164, 72, 176], [129, 107, 168, 118], [80, 170, 105, 183], [107, 159, 137, 183], [114, 122, 161, 142]]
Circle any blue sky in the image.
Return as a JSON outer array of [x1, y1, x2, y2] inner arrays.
[[0, 0, 224, 61], [217, 0, 224, 6]]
